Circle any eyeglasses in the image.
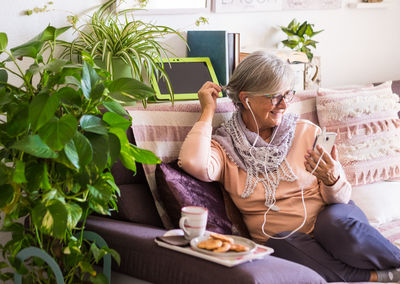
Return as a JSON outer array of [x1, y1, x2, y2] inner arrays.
[[264, 90, 296, 106]]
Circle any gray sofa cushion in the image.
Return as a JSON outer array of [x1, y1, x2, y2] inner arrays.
[[86, 216, 327, 284], [113, 183, 163, 227]]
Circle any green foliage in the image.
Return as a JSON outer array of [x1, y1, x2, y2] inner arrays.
[[60, 0, 185, 100], [0, 25, 160, 283], [280, 19, 323, 61]]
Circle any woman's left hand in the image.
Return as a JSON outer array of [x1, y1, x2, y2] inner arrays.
[[304, 145, 340, 186]]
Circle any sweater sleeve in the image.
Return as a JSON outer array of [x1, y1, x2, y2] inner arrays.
[[319, 163, 352, 204], [178, 121, 223, 182]]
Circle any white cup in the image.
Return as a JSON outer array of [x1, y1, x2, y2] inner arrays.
[[179, 206, 208, 240]]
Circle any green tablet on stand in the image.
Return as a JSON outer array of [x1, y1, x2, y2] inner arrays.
[[150, 57, 222, 101]]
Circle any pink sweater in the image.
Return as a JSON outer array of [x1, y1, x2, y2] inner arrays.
[[179, 119, 351, 244]]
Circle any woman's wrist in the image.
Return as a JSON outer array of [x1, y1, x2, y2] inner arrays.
[[199, 107, 215, 123], [323, 174, 340, 186]]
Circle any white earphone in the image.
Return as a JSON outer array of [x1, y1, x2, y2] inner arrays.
[[245, 97, 250, 109]]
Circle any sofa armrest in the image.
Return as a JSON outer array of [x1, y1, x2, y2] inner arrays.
[[86, 216, 326, 284]]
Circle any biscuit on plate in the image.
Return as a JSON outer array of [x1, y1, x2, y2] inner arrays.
[[209, 232, 234, 244], [213, 242, 231, 253], [230, 243, 249, 252], [197, 239, 222, 250]]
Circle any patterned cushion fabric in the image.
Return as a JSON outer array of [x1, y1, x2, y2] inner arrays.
[[316, 81, 400, 185]]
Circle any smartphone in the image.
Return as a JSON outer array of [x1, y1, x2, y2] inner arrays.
[[313, 132, 337, 154]]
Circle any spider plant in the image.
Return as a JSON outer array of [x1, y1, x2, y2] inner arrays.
[[61, 0, 185, 99]]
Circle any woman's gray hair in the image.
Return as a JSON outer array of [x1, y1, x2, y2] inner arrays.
[[224, 51, 295, 106]]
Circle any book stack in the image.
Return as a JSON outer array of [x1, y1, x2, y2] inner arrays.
[[187, 30, 240, 86]]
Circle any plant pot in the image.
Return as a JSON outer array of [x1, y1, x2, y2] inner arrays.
[[94, 57, 133, 80]]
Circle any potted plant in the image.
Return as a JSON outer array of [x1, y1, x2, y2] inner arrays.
[[0, 25, 160, 283], [61, 0, 185, 100], [280, 19, 323, 61]]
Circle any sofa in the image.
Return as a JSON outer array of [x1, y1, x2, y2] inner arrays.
[[85, 80, 400, 284]]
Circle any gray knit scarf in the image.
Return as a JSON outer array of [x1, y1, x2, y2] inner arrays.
[[212, 111, 298, 206]]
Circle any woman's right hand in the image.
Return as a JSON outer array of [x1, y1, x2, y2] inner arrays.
[[198, 81, 221, 113]]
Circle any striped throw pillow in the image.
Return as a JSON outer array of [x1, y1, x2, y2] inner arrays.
[[317, 81, 400, 186]]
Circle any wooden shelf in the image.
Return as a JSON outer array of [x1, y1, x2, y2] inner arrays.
[[348, 1, 390, 8]]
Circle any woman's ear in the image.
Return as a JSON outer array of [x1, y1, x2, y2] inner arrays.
[[238, 92, 249, 109]]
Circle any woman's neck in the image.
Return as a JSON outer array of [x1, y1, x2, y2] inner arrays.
[[241, 111, 273, 142]]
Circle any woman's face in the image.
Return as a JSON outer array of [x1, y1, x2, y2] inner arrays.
[[242, 89, 292, 132]]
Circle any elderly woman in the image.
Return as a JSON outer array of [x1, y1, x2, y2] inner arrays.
[[178, 51, 400, 283]]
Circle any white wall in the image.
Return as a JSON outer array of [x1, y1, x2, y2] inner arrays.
[[1, 0, 400, 87], [1, 0, 400, 248], [136, 2, 400, 87]]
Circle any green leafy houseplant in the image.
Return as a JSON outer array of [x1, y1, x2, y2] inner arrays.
[[0, 25, 160, 283], [61, 0, 185, 99], [280, 19, 323, 61]]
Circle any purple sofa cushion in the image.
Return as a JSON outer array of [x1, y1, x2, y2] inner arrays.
[[113, 183, 162, 227], [155, 160, 233, 234]]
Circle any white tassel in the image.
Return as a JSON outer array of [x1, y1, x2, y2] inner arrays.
[[347, 127, 352, 139]]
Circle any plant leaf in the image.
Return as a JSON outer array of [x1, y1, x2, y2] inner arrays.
[[33, 200, 68, 239], [10, 26, 69, 59], [86, 133, 109, 171], [90, 82, 105, 101], [81, 61, 100, 99], [102, 247, 120, 266], [0, 184, 14, 208], [281, 39, 299, 49], [280, 27, 296, 37], [88, 184, 111, 215], [65, 202, 82, 229], [108, 78, 155, 102], [65, 75, 81, 87], [90, 273, 108, 284], [80, 115, 108, 135], [0, 33, 7, 51], [305, 24, 314, 37], [6, 105, 29, 137], [29, 92, 60, 131], [44, 58, 67, 73], [10, 40, 44, 59], [64, 131, 93, 169], [102, 112, 130, 131], [56, 86, 81, 106], [0, 69, 7, 84], [129, 145, 160, 165], [108, 127, 137, 171], [287, 18, 298, 31], [12, 135, 58, 158], [25, 161, 43, 192], [12, 160, 27, 184], [0, 164, 9, 186], [90, 243, 107, 263], [102, 101, 128, 116], [39, 114, 78, 151], [108, 133, 120, 166], [311, 29, 324, 37], [296, 21, 308, 37]]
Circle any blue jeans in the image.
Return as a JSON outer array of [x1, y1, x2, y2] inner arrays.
[[265, 201, 400, 282]]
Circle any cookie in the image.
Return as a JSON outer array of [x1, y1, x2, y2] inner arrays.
[[229, 244, 249, 252], [209, 232, 234, 244], [213, 242, 231, 253], [197, 239, 223, 250]]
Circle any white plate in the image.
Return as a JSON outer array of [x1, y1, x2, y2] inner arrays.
[[190, 234, 256, 257]]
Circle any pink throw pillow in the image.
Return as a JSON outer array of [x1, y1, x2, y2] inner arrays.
[[316, 81, 400, 185]]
